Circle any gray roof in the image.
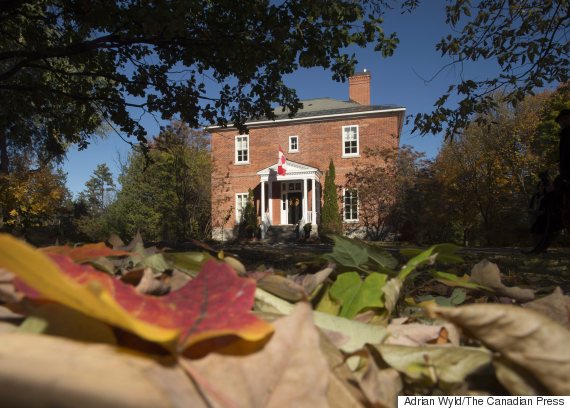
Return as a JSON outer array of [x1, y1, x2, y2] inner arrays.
[[270, 97, 403, 120]]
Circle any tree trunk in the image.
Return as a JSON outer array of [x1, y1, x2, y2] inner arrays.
[[0, 131, 9, 174]]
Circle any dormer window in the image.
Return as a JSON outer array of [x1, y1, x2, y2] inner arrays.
[[289, 136, 299, 153]]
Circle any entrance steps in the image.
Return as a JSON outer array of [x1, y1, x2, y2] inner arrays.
[[263, 225, 298, 244]]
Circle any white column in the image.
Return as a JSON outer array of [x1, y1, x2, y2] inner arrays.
[[268, 181, 273, 225], [311, 177, 316, 225], [261, 181, 265, 222], [303, 178, 308, 223]]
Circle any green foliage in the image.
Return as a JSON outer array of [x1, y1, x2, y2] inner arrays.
[[320, 237, 471, 319], [0, 0, 412, 163], [320, 160, 342, 236], [0, 153, 71, 232], [108, 123, 212, 243], [414, 0, 568, 139], [239, 189, 258, 239], [323, 235, 398, 273], [418, 288, 467, 307], [329, 272, 387, 319]]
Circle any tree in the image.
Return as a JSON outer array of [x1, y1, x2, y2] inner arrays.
[[0, 152, 70, 233], [75, 163, 116, 240], [0, 0, 413, 168], [431, 89, 566, 245], [346, 144, 429, 240], [414, 0, 569, 139], [109, 122, 212, 242], [79, 164, 116, 215], [239, 189, 258, 239], [320, 159, 342, 236]]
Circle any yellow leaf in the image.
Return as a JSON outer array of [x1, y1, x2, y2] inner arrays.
[[0, 234, 179, 346]]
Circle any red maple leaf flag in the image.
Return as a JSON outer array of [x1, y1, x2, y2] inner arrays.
[[278, 146, 287, 176]]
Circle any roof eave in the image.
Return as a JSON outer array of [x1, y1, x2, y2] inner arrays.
[[206, 107, 406, 131]]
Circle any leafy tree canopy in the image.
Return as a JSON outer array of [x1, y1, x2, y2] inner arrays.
[[1, 0, 566, 163], [414, 0, 569, 138], [0, 0, 413, 166]]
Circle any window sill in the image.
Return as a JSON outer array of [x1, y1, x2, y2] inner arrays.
[[234, 161, 250, 166], [344, 219, 359, 224], [288, 150, 299, 154], [342, 154, 360, 159]]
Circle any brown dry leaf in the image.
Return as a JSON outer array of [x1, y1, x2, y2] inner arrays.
[[135, 267, 170, 295], [0, 332, 207, 408], [257, 273, 307, 302], [523, 287, 570, 329], [291, 265, 334, 295], [356, 347, 402, 408], [318, 329, 370, 408], [428, 304, 570, 395], [0, 268, 21, 303], [470, 259, 534, 302], [385, 322, 460, 346], [183, 302, 330, 408], [107, 233, 125, 249]]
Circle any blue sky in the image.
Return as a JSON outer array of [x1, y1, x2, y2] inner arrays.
[[61, 2, 535, 196]]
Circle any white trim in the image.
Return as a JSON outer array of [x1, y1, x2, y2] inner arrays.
[[234, 135, 249, 164], [343, 188, 359, 223], [235, 192, 248, 222], [342, 125, 359, 158], [207, 107, 406, 129], [288, 135, 299, 153]]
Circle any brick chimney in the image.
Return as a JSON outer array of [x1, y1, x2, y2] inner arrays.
[[348, 70, 371, 105]]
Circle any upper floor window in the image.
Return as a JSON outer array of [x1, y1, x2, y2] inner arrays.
[[342, 125, 359, 157], [344, 189, 358, 222], [235, 135, 249, 164], [235, 192, 248, 222], [289, 135, 299, 153]]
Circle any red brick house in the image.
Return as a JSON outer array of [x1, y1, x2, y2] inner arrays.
[[209, 71, 405, 241]]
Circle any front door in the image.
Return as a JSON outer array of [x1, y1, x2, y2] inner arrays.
[[288, 192, 302, 225]]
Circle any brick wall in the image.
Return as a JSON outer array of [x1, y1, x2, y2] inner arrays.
[[211, 112, 402, 239]]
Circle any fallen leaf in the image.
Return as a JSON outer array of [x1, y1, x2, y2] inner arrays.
[[322, 236, 369, 272], [318, 331, 370, 408], [315, 284, 341, 316], [352, 347, 402, 408], [255, 287, 387, 353], [0, 332, 207, 408], [0, 234, 273, 352], [523, 287, 570, 329], [385, 322, 459, 346], [0, 268, 21, 303], [18, 303, 117, 345], [433, 270, 491, 291], [257, 273, 307, 302], [182, 303, 330, 408], [41, 242, 131, 263], [330, 272, 387, 318], [373, 344, 491, 387], [291, 264, 334, 295], [470, 259, 534, 302], [428, 303, 570, 395], [135, 268, 170, 296], [107, 233, 125, 249], [383, 278, 403, 316]]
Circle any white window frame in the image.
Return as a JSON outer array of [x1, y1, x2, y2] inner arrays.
[[235, 192, 248, 222], [342, 125, 359, 157], [343, 188, 359, 222], [235, 135, 249, 164], [288, 135, 299, 153]]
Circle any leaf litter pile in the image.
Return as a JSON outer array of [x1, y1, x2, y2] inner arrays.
[[0, 234, 569, 407]]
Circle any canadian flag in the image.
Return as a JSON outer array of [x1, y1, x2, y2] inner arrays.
[[278, 146, 287, 176]]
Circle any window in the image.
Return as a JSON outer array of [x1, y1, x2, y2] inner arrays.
[[235, 193, 248, 222], [344, 189, 358, 222], [235, 135, 249, 164], [342, 125, 359, 157], [289, 136, 299, 152]]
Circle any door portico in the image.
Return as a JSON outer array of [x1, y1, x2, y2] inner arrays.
[[257, 160, 322, 229]]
